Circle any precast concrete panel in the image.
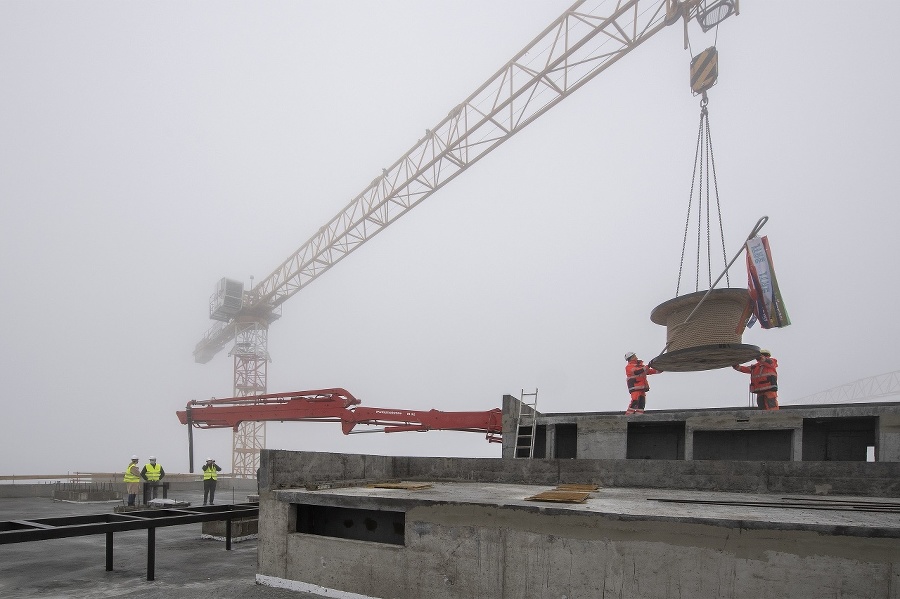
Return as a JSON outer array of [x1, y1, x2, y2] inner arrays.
[[879, 413, 900, 462], [577, 417, 627, 459]]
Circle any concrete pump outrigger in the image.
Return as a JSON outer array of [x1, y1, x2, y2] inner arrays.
[[176, 388, 502, 472]]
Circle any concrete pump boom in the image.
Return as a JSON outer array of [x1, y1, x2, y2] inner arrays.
[[177, 389, 502, 469]]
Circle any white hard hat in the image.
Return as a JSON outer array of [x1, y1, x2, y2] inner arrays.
[[131, 455, 138, 460], [206, 457, 213, 461], [149, 456, 156, 461], [625, 352, 636, 361]]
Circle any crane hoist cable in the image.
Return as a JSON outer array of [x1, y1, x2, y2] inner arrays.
[[647, 40, 766, 373]]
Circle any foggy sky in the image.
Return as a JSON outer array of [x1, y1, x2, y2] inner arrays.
[[1, 1, 899, 476]]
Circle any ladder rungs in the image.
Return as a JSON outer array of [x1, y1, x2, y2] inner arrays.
[[515, 389, 538, 458]]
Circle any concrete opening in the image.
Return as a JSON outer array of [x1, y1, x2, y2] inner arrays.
[[627, 422, 686, 459], [516, 424, 547, 458], [802, 417, 878, 461], [554, 423, 577, 458], [296, 504, 405, 545], [534, 424, 547, 458], [693, 429, 793, 460]]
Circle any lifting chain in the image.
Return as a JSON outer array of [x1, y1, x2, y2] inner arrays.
[[675, 92, 730, 297]]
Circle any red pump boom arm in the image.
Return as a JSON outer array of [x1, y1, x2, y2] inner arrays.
[[176, 388, 502, 443]]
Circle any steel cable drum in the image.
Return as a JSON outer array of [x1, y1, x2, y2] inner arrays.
[[648, 288, 759, 372]]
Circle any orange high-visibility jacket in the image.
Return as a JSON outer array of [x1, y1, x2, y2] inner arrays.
[[626, 359, 659, 393], [734, 357, 778, 393]]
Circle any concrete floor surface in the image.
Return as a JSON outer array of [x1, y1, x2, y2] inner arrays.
[[0, 492, 315, 599]]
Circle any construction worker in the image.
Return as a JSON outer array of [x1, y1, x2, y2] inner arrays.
[[733, 349, 779, 410], [202, 457, 222, 505], [123, 455, 141, 507], [141, 456, 165, 501], [624, 352, 660, 415]]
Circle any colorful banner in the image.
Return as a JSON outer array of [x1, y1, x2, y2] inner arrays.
[[745, 236, 791, 329]]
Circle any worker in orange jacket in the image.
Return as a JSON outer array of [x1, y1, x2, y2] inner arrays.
[[733, 349, 779, 410], [624, 352, 660, 415]]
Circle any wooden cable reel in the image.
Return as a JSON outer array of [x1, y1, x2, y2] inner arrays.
[[649, 288, 758, 372], [648, 87, 761, 372]]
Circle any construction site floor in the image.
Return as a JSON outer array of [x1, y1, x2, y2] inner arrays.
[[0, 490, 315, 599], [5, 484, 897, 598]]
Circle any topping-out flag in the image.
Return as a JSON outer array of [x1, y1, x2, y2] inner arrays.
[[745, 236, 791, 329]]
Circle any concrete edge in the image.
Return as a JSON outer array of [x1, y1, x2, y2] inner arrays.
[[257, 574, 380, 598]]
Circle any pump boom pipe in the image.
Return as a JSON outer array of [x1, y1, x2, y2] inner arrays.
[[176, 389, 502, 442]]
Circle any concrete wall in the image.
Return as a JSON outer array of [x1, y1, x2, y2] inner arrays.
[[260, 498, 900, 599], [257, 450, 900, 599], [260, 450, 900, 498], [0, 484, 55, 499], [881, 412, 900, 462], [577, 416, 627, 459], [0, 477, 258, 499], [504, 400, 900, 463]]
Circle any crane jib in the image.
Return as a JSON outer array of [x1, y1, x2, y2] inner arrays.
[[194, 1, 738, 365]]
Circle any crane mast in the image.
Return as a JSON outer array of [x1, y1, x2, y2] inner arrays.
[[192, 0, 738, 476]]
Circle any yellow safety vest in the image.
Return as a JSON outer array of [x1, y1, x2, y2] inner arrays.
[[123, 463, 141, 483], [203, 465, 218, 481], [144, 463, 162, 481]]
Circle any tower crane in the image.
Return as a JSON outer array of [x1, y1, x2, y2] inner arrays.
[[793, 370, 900, 405], [191, 0, 739, 476]]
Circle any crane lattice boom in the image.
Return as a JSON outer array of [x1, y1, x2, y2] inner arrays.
[[194, 0, 726, 364], [793, 370, 900, 405]]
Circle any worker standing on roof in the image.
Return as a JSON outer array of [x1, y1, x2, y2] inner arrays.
[[202, 457, 222, 505], [123, 455, 141, 507], [624, 352, 660, 415], [733, 349, 779, 410], [141, 456, 165, 501]]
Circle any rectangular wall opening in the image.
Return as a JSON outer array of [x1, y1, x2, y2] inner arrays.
[[627, 422, 685, 460], [515, 425, 547, 458], [534, 424, 547, 458], [296, 504, 405, 545], [554, 423, 577, 459], [693, 429, 793, 461], [802, 417, 878, 461]]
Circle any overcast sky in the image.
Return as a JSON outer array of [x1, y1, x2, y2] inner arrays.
[[2, 1, 899, 476]]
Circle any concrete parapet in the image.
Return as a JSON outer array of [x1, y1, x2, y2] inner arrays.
[[0, 484, 56, 499], [262, 450, 900, 497], [0, 476, 258, 501]]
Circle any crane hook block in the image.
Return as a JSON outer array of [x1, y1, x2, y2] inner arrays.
[[690, 46, 718, 96]]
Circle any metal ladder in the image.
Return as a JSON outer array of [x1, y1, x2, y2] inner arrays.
[[514, 388, 539, 458]]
